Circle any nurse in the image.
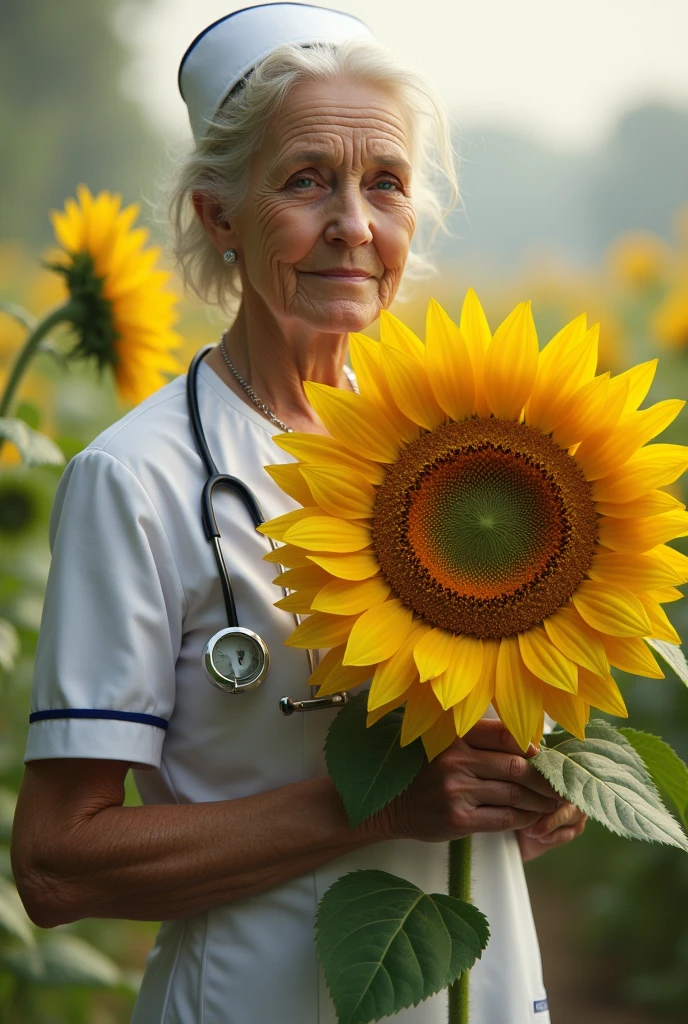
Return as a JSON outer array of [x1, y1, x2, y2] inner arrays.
[[12, 5, 586, 1022]]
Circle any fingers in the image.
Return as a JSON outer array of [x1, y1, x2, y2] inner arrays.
[[466, 749, 560, 800], [472, 781, 559, 816], [462, 718, 539, 757], [468, 806, 545, 834], [521, 802, 587, 840]]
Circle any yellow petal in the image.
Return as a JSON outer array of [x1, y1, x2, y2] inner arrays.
[[379, 309, 426, 358], [263, 543, 313, 567], [636, 593, 681, 644], [274, 587, 321, 613], [283, 516, 372, 552], [273, 564, 332, 588], [307, 549, 381, 580], [577, 667, 628, 718], [257, 506, 322, 542], [595, 490, 684, 518], [575, 400, 686, 481], [495, 636, 543, 751], [307, 644, 346, 689], [460, 288, 492, 417], [453, 638, 498, 737], [368, 623, 431, 710], [592, 444, 688, 504], [615, 359, 658, 414], [312, 576, 391, 615], [646, 586, 684, 603], [542, 689, 588, 740], [303, 382, 402, 463], [600, 633, 665, 678], [587, 550, 684, 590], [543, 603, 609, 678], [525, 314, 593, 433], [380, 338, 445, 431], [431, 635, 483, 710], [263, 463, 315, 506], [343, 598, 414, 666], [422, 711, 457, 761], [272, 431, 385, 485], [597, 510, 688, 553], [413, 627, 456, 682], [651, 544, 688, 582], [285, 611, 360, 649], [315, 655, 372, 697], [572, 580, 651, 636], [298, 464, 375, 520], [425, 299, 474, 421], [553, 373, 628, 449], [348, 333, 420, 445], [367, 691, 409, 727], [483, 301, 539, 421], [518, 626, 578, 693], [400, 681, 444, 746]]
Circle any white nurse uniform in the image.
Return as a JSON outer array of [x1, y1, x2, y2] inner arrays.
[[25, 359, 551, 1023]]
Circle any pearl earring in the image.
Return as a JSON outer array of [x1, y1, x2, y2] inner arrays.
[[223, 249, 238, 265]]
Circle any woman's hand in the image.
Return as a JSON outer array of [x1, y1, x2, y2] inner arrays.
[[368, 719, 560, 844], [516, 802, 588, 862]]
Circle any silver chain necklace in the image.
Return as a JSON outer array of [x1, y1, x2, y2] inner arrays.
[[218, 332, 359, 433]]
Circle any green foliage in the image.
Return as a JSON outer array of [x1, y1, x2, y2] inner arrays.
[[619, 728, 688, 829], [647, 639, 688, 687], [325, 691, 425, 829], [315, 870, 489, 1024], [533, 720, 688, 851]]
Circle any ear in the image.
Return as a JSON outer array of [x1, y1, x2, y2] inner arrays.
[[192, 192, 240, 255]]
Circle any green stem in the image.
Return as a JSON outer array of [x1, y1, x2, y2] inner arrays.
[[0, 302, 72, 446], [448, 836, 472, 1024]]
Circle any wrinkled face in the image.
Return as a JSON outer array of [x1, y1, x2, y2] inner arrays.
[[232, 77, 417, 333]]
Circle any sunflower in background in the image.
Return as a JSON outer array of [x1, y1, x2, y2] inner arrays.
[[259, 293, 688, 757]]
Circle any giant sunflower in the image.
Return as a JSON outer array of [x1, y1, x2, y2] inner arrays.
[[259, 294, 688, 758], [50, 185, 182, 404]]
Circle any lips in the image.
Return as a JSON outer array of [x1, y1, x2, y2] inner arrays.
[[307, 269, 373, 280]]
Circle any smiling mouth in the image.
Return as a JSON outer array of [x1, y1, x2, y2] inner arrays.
[[304, 270, 374, 283]]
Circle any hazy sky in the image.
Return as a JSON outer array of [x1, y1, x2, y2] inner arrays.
[[118, 0, 688, 149]]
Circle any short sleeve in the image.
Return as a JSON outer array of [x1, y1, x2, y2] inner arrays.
[[25, 448, 185, 768]]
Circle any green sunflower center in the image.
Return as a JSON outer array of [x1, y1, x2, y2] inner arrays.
[[372, 419, 598, 638]]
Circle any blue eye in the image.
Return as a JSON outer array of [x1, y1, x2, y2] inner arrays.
[[292, 177, 315, 189], [374, 180, 398, 192]]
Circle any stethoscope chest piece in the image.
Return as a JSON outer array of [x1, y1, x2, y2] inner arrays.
[[203, 626, 270, 694]]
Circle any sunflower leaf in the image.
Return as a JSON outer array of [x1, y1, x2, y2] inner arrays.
[[0, 618, 20, 673], [646, 639, 688, 686], [316, 869, 488, 1024], [531, 718, 688, 851], [0, 418, 64, 468], [325, 691, 425, 829], [0, 933, 121, 988], [0, 878, 35, 949], [619, 728, 688, 829]]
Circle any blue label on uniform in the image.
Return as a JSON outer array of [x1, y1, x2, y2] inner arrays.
[[534, 998, 549, 1013]]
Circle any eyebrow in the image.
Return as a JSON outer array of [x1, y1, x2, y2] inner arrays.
[[276, 150, 412, 173]]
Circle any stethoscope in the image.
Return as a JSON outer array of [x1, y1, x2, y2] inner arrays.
[[186, 345, 349, 715]]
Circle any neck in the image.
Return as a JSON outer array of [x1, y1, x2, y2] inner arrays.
[[205, 292, 352, 435]]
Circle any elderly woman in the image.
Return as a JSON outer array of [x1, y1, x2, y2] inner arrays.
[[12, 5, 585, 1022]]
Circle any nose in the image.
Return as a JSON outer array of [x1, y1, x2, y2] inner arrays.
[[323, 184, 373, 247]]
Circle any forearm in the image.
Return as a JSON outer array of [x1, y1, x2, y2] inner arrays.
[[14, 775, 380, 926]]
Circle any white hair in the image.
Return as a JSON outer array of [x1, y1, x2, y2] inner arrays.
[[168, 37, 459, 313]]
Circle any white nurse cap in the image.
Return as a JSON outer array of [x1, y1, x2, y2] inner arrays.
[[178, 3, 374, 143]]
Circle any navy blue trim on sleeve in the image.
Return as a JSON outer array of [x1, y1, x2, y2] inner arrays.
[[29, 709, 169, 730]]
